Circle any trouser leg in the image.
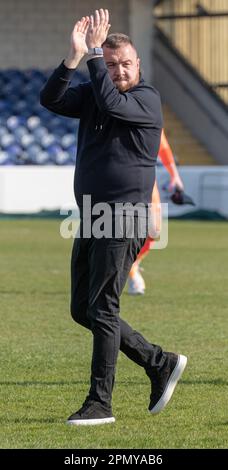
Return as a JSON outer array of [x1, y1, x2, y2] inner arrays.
[[70, 234, 122, 405], [120, 319, 164, 371], [87, 235, 131, 406], [70, 224, 165, 406]]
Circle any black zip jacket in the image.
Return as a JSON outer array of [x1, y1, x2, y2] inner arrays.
[[40, 58, 163, 211]]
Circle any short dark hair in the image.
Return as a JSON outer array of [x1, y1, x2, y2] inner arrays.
[[102, 33, 137, 53]]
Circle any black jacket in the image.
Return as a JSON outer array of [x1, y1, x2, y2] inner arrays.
[[40, 58, 163, 210]]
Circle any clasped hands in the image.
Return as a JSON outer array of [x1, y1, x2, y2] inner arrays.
[[70, 9, 110, 57]]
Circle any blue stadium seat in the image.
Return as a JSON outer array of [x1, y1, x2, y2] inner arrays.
[[0, 125, 9, 138], [0, 133, 16, 149], [45, 143, 63, 161], [40, 134, 56, 149], [14, 125, 29, 140], [35, 150, 52, 165], [6, 143, 22, 163], [27, 143, 44, 163], [67, 144, 77, 163], [7, 115, 27, 130], [26, 116, 41, 130], [61, 134, 76, 149], [55, 150, 74, 165], [0, 68, 87, 165], [66, 119, 80, 133], [0, 150, 14, 165], [20, 134, 36, 148]]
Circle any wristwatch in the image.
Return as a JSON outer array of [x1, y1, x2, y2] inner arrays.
[[88, 47, 103, 56]]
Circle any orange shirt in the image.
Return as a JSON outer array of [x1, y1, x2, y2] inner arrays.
[[158, 129, 176, 178], [150, 129, 174, 227], [150, 129, 176, 233]]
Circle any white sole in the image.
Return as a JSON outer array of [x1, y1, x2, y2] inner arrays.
[[149, 354, 187, 414], [66, 416, 115, 426]]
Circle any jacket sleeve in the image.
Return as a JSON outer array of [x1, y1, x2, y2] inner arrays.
[[40, 62, 88, 118], [87, 58, 163, 128]]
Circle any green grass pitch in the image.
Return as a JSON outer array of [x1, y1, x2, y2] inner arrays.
[[0, 219, 227, 449]]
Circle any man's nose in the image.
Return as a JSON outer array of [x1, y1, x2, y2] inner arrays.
[[115, 64, 124, 75]]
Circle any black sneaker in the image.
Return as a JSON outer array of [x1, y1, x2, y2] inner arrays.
[[148, 353, 187, 414], [66, 399, 115, 426]]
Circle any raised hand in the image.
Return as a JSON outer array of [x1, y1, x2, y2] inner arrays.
[[64, 16, 90, 68], [70, 17, 90, 55], [86, 9, 111, 48]]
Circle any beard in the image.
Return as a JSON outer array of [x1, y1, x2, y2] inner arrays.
[[114, 80, 129, 92], [113, 74, 140, 92]]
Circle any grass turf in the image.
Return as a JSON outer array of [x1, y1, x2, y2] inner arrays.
[[0, 219, 227, 449]]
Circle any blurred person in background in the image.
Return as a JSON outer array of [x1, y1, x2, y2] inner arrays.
[[128, 129, 184, 294]]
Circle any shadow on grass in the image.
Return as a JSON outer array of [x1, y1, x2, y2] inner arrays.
[[0, 378, 227, 386], [0, 417, 62, 424], [0, 380, 87, 386], [0, 290, 67, 296]]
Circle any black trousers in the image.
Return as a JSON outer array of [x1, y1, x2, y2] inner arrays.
[[70, 216, 165, 407]]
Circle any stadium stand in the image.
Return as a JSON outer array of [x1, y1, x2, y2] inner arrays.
[[0, 69, 87, 166], [162, 104, 216, 166]]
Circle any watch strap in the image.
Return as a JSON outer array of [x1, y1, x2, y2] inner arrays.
[[88, 47, 103, 56]]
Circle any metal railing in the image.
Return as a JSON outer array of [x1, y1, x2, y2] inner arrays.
[[154, 0, 228, 105]]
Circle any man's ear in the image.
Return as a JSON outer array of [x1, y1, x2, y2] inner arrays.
[[137, 57, 140, 69]]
